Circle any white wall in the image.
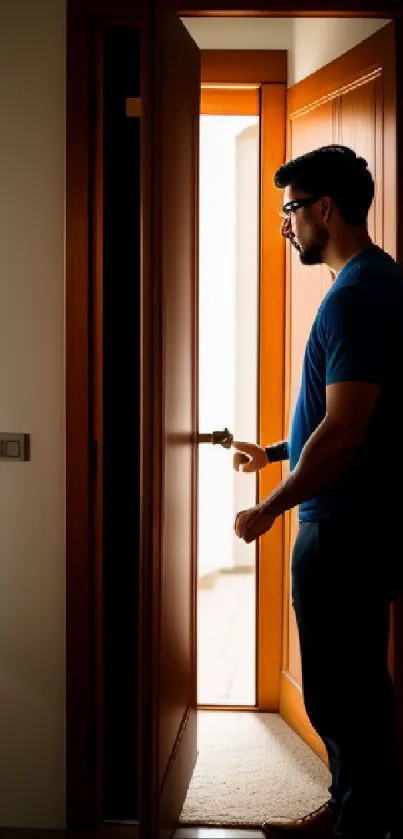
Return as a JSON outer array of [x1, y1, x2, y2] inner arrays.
[[198, 116, 239, 576], [181, 17, 391, 87], [291, 18, 390, 85], [198, 115, 259, 576], [0, 0, 66, 828], [234, 124, 259, 569]]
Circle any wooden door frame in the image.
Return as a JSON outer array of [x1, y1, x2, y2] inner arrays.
[[199, 50, 286, 712], [66, 1, 403, 830], [66, 1, 152, 831]]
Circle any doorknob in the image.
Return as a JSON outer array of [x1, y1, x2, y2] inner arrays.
[[197, 427, 233, 449]]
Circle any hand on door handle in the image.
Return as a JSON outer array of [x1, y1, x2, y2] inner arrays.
[[197, 427, 233, 449]]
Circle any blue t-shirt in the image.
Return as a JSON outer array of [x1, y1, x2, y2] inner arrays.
[[289, 245, 403, 521]]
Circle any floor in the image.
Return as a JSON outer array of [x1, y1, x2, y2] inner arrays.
[[198, 572, 255, 705], [192, 573, 259, 833], [180, 575, 262, 835]]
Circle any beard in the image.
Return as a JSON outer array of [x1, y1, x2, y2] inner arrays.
[[292, 228, 329, 266]]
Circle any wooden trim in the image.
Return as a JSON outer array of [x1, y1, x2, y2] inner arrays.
[[281, 107, 293, 688], [92, 25, 104, 822], [201, 49, 287, 84], [178, 3, 398, 15], [192, 63, 200, 717], [257, 83, 286, 711], [139, 14, 159, 839], [201, 87, 259, 115], [280, 672, 328, 763]]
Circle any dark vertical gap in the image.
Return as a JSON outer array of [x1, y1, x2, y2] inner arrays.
[[102, 27, 141, 822]]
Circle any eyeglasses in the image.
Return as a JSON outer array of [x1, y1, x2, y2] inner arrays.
[[280, 196, 321, 219]]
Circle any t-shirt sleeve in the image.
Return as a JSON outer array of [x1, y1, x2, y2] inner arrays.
[[322, 287, 385, 386]]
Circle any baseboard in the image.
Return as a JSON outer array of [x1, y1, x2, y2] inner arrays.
[[198, 566, 254, 589], [219, 566, 255, 575], [198, 570, 219, 589]]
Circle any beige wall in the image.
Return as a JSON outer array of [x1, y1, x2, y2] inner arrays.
[[0, 0, 66, 828], [291, 18, 390, 85]]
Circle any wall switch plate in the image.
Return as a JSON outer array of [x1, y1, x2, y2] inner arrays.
[[0, 433, 30, 461]]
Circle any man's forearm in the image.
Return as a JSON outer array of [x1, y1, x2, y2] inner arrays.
[[262, 418, 361, 517]]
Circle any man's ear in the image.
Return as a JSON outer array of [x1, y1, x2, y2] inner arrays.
[[321, 196, 333, 223]]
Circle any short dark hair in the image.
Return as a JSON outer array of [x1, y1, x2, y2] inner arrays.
[[274, 145, 374, 226]]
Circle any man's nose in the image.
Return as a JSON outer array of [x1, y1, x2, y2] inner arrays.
[[280, 216, 292, 238]]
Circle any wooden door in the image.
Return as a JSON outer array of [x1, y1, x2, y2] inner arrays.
[[280, 22, 397, 762], [90, 4, 200, 836], [143, 3, 201, 837]]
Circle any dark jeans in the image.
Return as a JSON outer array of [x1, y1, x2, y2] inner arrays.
[[291, 517, 402, 839]]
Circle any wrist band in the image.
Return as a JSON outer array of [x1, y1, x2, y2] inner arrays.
[[265, 441, 289, 463]]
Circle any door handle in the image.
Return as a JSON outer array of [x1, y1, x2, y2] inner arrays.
[[196, 427, 233, 449]]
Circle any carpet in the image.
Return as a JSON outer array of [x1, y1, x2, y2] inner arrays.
[[179, 711, 331, 827]]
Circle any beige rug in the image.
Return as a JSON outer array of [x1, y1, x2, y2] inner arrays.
[[179, 711, 331, 827]]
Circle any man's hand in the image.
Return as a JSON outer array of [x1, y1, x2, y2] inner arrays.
[[232, 441, 268, 473], [234, 504, 277, 543]]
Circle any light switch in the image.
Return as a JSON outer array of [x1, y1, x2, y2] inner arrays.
[[0, 433, 30, 461]]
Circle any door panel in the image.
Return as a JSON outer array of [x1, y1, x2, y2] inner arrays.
[[100, 26, 142, 822], [91, 4, 200, 835], [339, 76, 383, 245], [149, 3, 200, 837], [281, 22, 396, 763]]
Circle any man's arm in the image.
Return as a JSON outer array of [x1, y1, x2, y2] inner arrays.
[[261, 380, 380, 518]]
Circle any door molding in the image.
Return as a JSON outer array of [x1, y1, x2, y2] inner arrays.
[[178, 3, 398, 16], [201, 49, 287, 83]]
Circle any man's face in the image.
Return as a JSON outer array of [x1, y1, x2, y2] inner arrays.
[[281, 186, 329, 266]]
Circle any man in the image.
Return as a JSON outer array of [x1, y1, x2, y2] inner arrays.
[[233, 145, 403, 839]]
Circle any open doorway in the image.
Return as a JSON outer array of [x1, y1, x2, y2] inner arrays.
[[197, 108, 260, 707], [176, 15, 396, 832]]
